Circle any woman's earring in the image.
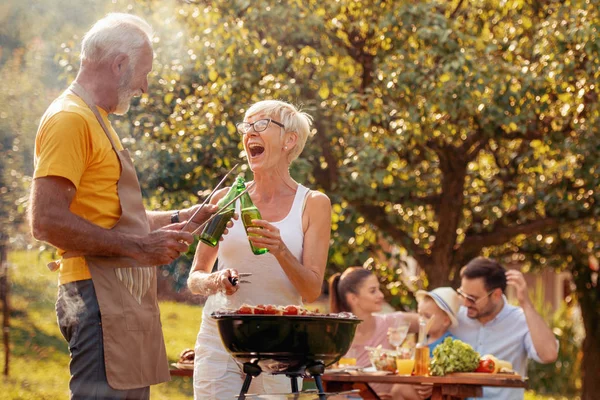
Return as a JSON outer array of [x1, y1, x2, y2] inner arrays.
[[284, 146, 288, 150]]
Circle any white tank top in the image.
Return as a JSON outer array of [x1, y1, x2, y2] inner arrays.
[[202, 184, 310, 318]]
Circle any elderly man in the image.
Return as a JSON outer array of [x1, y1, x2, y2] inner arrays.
[[451, 257, 559, 400], [29, 13, 216, 399]]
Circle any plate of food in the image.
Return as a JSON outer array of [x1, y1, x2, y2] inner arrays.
[[173, 348, 194, 370], [350, 366, 393, 376]]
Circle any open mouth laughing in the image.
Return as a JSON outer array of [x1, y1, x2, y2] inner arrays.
[[248, 143, 265, 158]]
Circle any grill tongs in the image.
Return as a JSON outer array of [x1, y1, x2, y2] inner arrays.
[[186, 180, 254, 236], [180, 163, 255, 236]]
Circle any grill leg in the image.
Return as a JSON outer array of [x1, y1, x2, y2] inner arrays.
[[306, 362, 326, 398], [313, 374, 325, 396], [290, 376, 299, 393], [239, 362, 262, 399]]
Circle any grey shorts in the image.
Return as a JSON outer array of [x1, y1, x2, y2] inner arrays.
[[56, 279, 150, 400]]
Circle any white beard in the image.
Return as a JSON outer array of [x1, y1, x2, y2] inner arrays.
[[114, 88, 135, 115], [114, 67, 138, 115]]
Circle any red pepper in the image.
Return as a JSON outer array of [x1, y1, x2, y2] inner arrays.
[[475, 358, 495, 373]]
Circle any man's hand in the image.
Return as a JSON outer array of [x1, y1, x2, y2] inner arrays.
[[506, 269, 529, 306], [180, 204, 238, 238], [415, 384, 433, 399], [180, 204, 218, 231], [130, 223, 194, 266]]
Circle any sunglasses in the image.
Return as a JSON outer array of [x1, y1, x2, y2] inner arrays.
[[456, 288, 495, 304]]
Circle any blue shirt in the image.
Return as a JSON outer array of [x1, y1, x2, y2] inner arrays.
[[450, 298, 543, 400], [428, 331, 453, 358]]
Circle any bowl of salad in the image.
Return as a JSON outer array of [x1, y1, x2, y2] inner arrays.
[[366, 346, 398, 373]]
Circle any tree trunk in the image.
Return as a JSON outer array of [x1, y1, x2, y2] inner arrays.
[[423, 260, 452, 288], [573, 264, 600, 400], [0, 235, 9, 376], [580, 325, 600, 400]]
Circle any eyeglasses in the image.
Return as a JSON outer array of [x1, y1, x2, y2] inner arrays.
[[236, 118, 285, 135], [456, 288, 495, 304]]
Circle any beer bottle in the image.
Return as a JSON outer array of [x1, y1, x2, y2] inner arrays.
[[240, 183, 269, 255], [198, 177, 242, 247]]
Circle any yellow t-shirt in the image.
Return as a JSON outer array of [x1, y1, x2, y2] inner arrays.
[[34, 91, 124, 285]]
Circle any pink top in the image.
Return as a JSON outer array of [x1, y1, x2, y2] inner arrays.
[[347, 312, 410, 368], [345, 312, 412, 397]]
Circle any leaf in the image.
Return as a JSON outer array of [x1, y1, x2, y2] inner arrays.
[[318, 84, 330, 100]]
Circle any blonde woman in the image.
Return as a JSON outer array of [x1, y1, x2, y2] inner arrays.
[[187, 100, 332, 398]]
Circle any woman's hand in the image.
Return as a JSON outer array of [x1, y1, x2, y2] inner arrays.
[[216, 268, 240, 295], [188, 268, 239, 296], [246, 219, 288, 257]]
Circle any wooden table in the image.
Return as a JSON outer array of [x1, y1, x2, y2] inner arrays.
[[170, 367, 193, 377], [321, 372, 527, 400], [170, 368, 526, 399]]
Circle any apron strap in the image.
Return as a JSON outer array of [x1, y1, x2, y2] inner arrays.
[[47, 82, 122, 271], [69, 82, 119, 150]]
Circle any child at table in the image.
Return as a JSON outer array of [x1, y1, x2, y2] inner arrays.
[[391, 287, 460, 400]]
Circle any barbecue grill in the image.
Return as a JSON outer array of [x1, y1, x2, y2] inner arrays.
[[212, 313, 361, 399]]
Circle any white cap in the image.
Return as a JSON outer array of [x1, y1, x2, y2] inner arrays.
[[416, 287, 460, 328]]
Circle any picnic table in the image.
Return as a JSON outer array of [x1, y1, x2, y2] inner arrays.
[[169, 367, 527, 399], [321, 371, 527, 400]]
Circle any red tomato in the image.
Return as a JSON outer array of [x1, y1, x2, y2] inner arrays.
[[475, 358, 495, 373], [283, 305, 299, 315], [253, 304, 266, 314], [263, 305, 279, 315], [237, 305, 253, 315]]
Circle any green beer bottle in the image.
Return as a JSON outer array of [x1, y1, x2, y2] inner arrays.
[[240, 183, 269, 255], [198, 177, 242, 247]]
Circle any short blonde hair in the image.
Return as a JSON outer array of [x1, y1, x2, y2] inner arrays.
[[245, 100, 313, 163], [81, 13, 153, 66]]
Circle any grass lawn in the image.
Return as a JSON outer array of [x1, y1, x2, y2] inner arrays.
[[1, 250, 570, 399]]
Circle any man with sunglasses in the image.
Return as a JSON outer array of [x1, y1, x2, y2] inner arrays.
[[450, 257, 558, 399]]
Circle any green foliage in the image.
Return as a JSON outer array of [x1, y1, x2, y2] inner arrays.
[[86, 0, 600, 289], [527, 302, 582, 397]]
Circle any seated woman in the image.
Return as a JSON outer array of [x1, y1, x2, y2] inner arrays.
[[328, 267, 419, 399], [187, 100, 332, 399], [391, 287, 460, 400]]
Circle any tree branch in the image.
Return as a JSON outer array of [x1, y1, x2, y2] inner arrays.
[[349, 201, 429, 265], [450, 0, 465, 19], [457, 204, 595, 260], [459, 217, 560, 256]]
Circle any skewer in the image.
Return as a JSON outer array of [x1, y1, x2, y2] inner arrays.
[[190, 181, 256, 236], [180, 163, 240, 232]]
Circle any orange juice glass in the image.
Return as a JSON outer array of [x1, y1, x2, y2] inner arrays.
[[338, 356, 357, 367], [396, 358, 415, 375]]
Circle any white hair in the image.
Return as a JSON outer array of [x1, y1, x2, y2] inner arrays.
[[245, 100, 314, 163], [81, 13, 153, 66]]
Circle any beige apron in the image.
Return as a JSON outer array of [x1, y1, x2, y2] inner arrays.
[[60, 82, 170, 390]]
